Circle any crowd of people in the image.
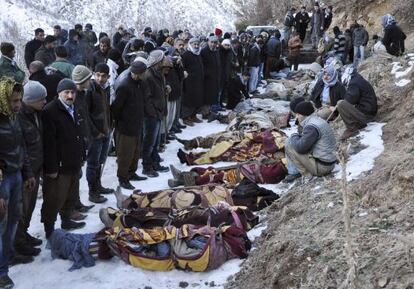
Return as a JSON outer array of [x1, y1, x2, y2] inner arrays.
[[0, 1, 409, 287]]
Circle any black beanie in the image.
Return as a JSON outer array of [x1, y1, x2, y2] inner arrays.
[[295, 101, 315, 116], [289, 97, 305, 112], [57, 78, 76, 93]]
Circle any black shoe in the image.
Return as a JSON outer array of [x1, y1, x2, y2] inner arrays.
[[15, 243, 41, 256], [61, 220, 86, 231], [178, 123, 186, 129], [9, 254, 34, 266], [76, 203, 95, 213], [171, 127, 182, 134], [283, 173, 301, 183], [129, 173, 147, 181], [88, 193, 108, 204], [25, 232, 42, 247], [167, 134, 176, 141], [142, 169, 159, 178], [177, 149, 187, 164], [208, 112, 218, 123], [97, 185, 115, 195], [0, 275, 14, 289], [154, 164, 169, 173], [119, 179, 135, 190], [44, 224, 55, 239]]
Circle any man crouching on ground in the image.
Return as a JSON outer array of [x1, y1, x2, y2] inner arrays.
[[284, 100, 337, 183]]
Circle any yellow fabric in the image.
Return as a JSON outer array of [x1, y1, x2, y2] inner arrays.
[[174, 191, 196, 209], [176, 246, 210, 272], [129, 254, 174, 271], [0, 78, 16, 118], [194, 141, 234, 165], [202, 186, 234, 206], [113, 227, 177, 244]]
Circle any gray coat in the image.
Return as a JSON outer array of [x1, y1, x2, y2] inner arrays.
[[352, 26, 369, 47]]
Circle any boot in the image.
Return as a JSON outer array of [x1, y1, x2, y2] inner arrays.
[[167, 133, 176, 141], [169, 165, 182, 180], [168, 178, 184, 188], [76, 203, 95, 213], [207, 112, 218, 123], [99, 208, 114, 228], [340, 128, 359, 141], [25, 232, 42, 247], [176, 138, 197, 150], [153, 163, 169, 173], [114, 186, 129, 209], [70, 210, 87, 221], [61, 219, 86, 231], [283, 173, 301, 183], [0, 275, 14, 289], [44, 223, 55, 239], [9, 254, 34, 266], [15, 243, 41, 256], [192, 115, 203, 123], [183, 118, 194, 127], [129, 173, 147, 181], [177, 149, 188, 164], [97, 183, 115, 195], [142, 168, 159, 178], [119, 178, 135, 190], [89, 192, 108, 204]]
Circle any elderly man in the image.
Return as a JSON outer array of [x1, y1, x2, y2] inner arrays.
[[284, 101, 337, 183], [0, 43, 25, 84], [111, 59, 149, 190], [142, 50, 170, 177], [0, 78, 36, 287], [15, 81, 47, 258], [41, 79, 87, 239], [201, 36, 222, 116]]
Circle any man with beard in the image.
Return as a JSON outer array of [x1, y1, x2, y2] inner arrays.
[[181, 37, 204, 126], [34, 35, 56, 66], [200, 36, 221, 117], [89, 37, 112, 70]]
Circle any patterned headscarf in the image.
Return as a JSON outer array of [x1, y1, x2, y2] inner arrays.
[[0, 77, 16, 118], [322, 65, 338, 87], [381, 14, 396, 28]]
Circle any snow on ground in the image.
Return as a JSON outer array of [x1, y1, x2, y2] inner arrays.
[[391, 61, 414, 78], [395, 78, 411, 87], [10, 113, 385, 289], [335, 122, 385, 181]]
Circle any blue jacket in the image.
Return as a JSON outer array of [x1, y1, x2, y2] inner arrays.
[[64, 39, 84, 66]]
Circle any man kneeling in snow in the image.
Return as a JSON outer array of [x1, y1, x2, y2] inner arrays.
[[337, 65, 377, 140], [284, 101, 337, 183]]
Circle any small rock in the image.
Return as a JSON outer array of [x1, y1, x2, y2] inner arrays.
[[144, 287, 152, 289], [179, 281, 189, 288], [327, 202, 335, 208], [378, 277, 389, 287], [306, 257, 312, 262], [209, 281, 215, 287]]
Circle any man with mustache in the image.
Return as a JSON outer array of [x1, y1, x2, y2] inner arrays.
[[41, 79, 87, 239]]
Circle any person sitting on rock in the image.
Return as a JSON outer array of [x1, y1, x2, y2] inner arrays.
[[310, 65, 345, 120], [337, 65, 377, 140], [284, 101, 337, 183]]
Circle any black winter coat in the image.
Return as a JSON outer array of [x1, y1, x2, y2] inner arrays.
[[182, 51, 204, 108], [86, 81, 111, 138], [165, 63, 184, 102], [247, 45, 261, 67], [201, 47, 221, 105], [310, 79, 346, 108], [142, 68, 167, 119], [0, 114, 32, 179], [112, 32, 122, 48], [295, 12, 310, 30], [42, 99, 86, 175], [219, 47, 234, 88], [344, 73, 377, 116], [74, 90, 92, 146], [24, 39, 42, 68], [29, 70, 63, 103], [17, 103, 43, 173], [383, 24, 407, 56], [266, 37, 282, 58], [111, 74, 145, 137], [34, 46, 56, 66]]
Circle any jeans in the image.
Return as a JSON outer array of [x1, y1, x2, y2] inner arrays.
[[258, 62, 264, 84], [86, 134, 111, 191], [0, 171, 23, 277], [353, 45, 365, 65], [142, 117, 161, 169], [248, 66, 260, 93]]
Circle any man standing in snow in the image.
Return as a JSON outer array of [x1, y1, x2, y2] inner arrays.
[[284, 100, 337, 183], [310, 3, 324, 49], [24, 28, 45, 69], [111, 59, 149, 190], [283, 8, 296, 47], [0, 43, 25, 84], [34, 35, 56, 66], [352, 23, 369, 65], [295, 6, 310, 42], [41, 79, 87, 239], [0, 78, 36, 288]]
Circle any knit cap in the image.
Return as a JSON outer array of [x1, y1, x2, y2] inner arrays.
[[72, 65, 92, 84], [130, 59, 147, 74], [57, 78, 76, 93], [295, 101, 315, 116], [289, 97, 305, 112], [23, 81, 47, 103], [222, 39, 231, 46]]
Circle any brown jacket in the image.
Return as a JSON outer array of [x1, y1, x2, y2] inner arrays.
[[288, 37, 302, 58]]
